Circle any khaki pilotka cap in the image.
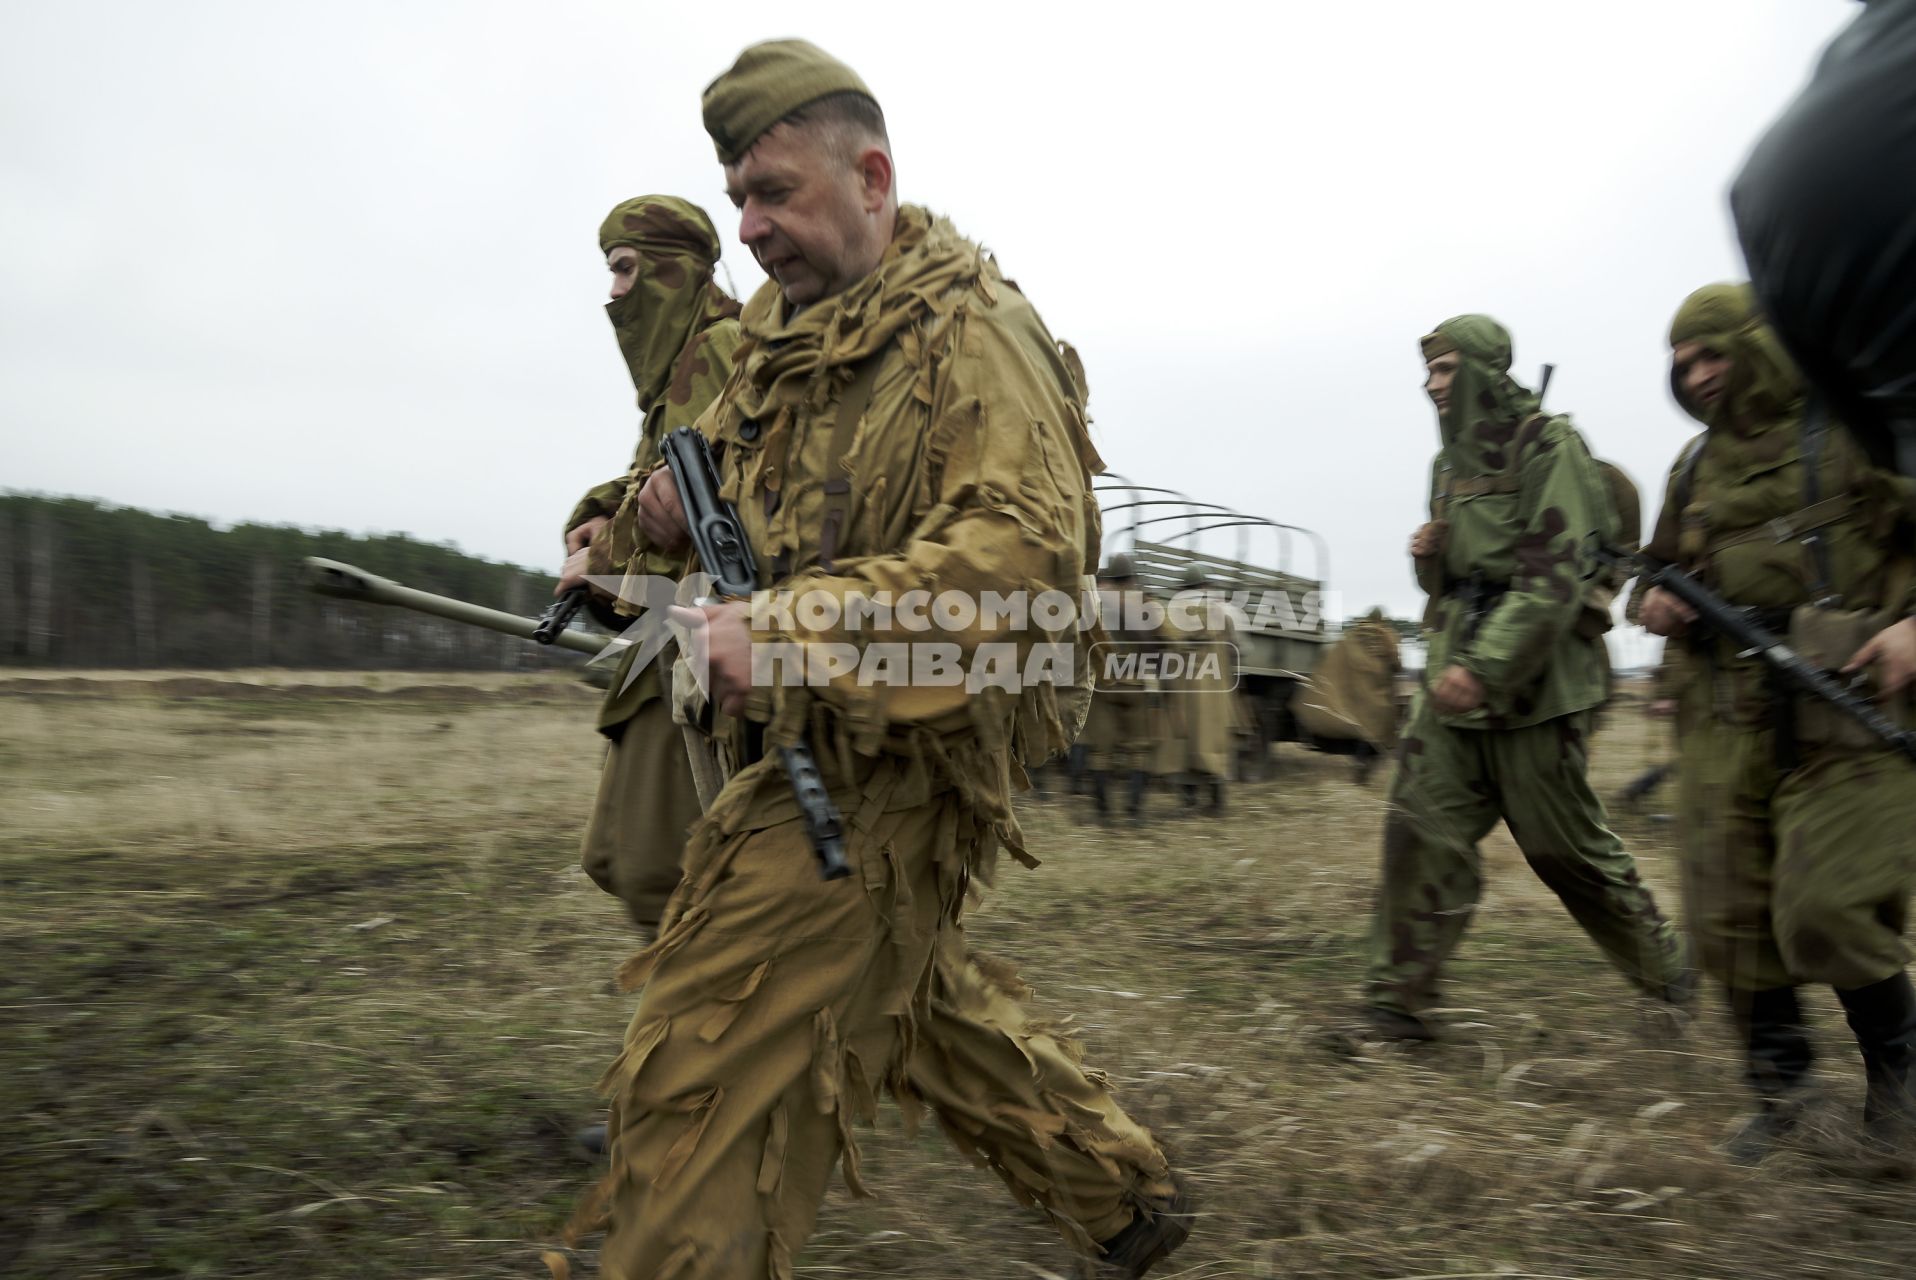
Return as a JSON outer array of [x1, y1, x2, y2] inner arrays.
[[701, 39, 878, 164]]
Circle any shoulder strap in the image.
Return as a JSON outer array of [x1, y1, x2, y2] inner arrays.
[[1447, 474, 1525, 498], [1800, 396, 1840, 604], [817, 355, 883, 574], [1673, 432, 1708, 519]]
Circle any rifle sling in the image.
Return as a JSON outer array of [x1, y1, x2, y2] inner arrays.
[[1800, 398, 1839, 602], [1701, 494, 1859, 554]]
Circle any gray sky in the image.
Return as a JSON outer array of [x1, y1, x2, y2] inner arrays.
[[0, 1, 1857, 663]]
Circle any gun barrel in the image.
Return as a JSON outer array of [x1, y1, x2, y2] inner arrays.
[[301, 557, 611, 657]]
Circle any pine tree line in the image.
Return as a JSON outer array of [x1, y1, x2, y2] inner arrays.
[[0, 494, 581, 671]]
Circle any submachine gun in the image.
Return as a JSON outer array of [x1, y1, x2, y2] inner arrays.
[[661, 426, 852, 881], [1607, 548, 1916, 766]]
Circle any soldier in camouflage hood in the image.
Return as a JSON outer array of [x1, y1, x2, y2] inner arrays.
[[1360, 315, 1690, 1041], [1640, 283, 1916, 1160], [569, 41, 1188, 1280], [555, 195, 743, 936]]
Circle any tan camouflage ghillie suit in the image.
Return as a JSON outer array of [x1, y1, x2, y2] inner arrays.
[[1647, 284, 1916, 1155], [1296, 608, 1403, 779], [1362, 315, 1688, 1037], [1163, 586, 1238, 812], [573, 197, 743, 932], [574, 42, 1184, 1280]]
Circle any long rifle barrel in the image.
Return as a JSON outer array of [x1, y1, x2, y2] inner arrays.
[[301, 557, 612, 658]]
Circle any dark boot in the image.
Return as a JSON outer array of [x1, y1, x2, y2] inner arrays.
[[1723, 985, 1815, 1164], [1349, 1004, 1437, 1043], [1090, 1177, 1194, 1278], [1836, 970, 1916, 1150], [1619, 763, 1675, 811], [1206, 777, 1223, 815], [1091, 770, 1112, 825], [1068, 745, 1089, 795], [1126, 769, 1148, 823], [1352, 744, 1378, 785], [576, 1122, 608, 1155]]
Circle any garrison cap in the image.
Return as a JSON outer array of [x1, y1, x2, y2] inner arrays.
[[702, 39, 877, 164]]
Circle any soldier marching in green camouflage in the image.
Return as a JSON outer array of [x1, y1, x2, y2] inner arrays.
[[1360, 315, 1691, 1040], [1639, 283, 1916, 1161], [555, 196, 743, 939]]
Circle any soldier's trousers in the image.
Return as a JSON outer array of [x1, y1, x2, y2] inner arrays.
[[1365, 704, 1685, 1014], [592, 768, 1175, 1280], [1676, 713, 1916, 992], [580, 698, 704, 933]]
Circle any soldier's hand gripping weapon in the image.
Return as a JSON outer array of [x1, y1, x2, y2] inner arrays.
[[1607, 548, 1916, 765], [661, 426, 853, 881]]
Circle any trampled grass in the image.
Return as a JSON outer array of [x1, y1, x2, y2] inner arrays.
[[2, 671, 1910, 1278]]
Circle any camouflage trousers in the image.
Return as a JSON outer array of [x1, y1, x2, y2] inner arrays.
[[1365, 704, 1686, 1015], [590, 763, 1175, 1279], [1676, 712, 1916, 992], [580, 697, 703, 933]]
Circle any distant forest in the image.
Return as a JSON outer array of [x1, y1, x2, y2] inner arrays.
[[0, 494, 580, 670]]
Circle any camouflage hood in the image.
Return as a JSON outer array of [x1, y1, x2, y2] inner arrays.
[[1421, 315, 1542, 479], [728, 204, 985, 424], [600, 196, 742, 411], [1666, 282, 1805, 436]]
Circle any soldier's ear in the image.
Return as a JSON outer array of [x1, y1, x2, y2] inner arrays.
[[855, 146, 893, 211]]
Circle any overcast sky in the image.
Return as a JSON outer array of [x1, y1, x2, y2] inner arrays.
[[0, 1, 1857, 663]]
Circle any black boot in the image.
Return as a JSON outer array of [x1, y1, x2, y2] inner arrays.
[[1619, 763, 1675, 810], [1091, 1177, 1194, 1278], [1836, 970, 1916, 1150], [1091, 770, 1112, 826], [1723, 985, 1815, 1164], [1068, 745, 1089, 795], [1206, 777, 1223, 815], [1126, 769, 1148, 823]]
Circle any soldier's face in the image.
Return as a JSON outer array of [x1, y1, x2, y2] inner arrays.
[[1672, 340, 1733, 411], [607, 247, 642, 301], [1424, 352, 1461, 414], [726, 124, 890, 307]]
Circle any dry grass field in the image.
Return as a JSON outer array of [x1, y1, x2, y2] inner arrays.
[[2, 670, 1912, 1279]]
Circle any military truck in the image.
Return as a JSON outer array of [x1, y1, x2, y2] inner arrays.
[[1096, 476, 1337, 766]]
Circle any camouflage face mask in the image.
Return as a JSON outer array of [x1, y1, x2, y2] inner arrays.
[[599, 197, 725, 410], [1421, 314, 1540, 477]]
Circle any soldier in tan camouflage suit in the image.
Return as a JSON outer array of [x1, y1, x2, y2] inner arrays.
[[1295, 609, 1403, 783], [570, 41, 1190, 1280], [1641, 283, 1916, 1160], [1360, 315, 1690, 1041], [556, 197, 743, 938], [1080, 555, 1157, 825]]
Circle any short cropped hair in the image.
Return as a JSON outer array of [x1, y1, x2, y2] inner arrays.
[[781, 91, 890, 166]]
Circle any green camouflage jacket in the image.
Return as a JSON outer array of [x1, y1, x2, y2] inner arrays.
[[1416, 315, 1612, 729]]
